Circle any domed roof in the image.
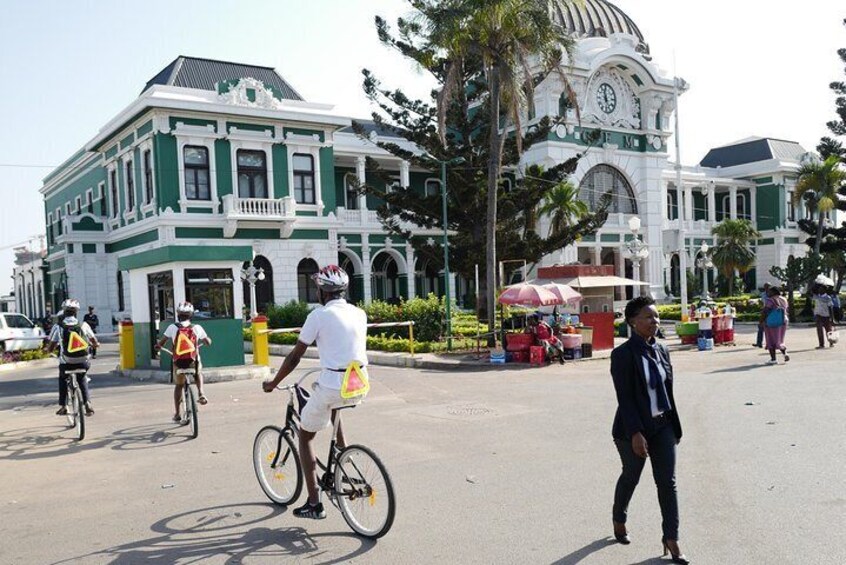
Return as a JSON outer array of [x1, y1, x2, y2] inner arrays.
[[552, 0, 650, 56]]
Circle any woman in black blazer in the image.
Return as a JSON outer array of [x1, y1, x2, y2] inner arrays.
[[610, 296, 689, 564]]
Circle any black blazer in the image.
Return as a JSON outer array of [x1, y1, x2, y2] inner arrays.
[[611, 337, 682, 441]]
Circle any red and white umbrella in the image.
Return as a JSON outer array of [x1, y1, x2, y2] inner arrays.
[[498, 283, 561, 307], [541, 282, 582, 306]]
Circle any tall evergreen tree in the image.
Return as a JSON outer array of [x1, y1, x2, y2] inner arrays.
[[355, 2, 607, 335]]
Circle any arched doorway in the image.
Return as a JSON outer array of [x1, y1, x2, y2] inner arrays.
[[371, 252, 402, 304], [415, 257, 442, 298], [578, 164, 638, 214], [297, 258, 319, 303], [339, 251, 363, 303], [242, 255, 274, 315], [669, 254, 680, 297]]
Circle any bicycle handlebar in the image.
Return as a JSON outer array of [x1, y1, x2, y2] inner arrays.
[[271, 367, 322, 391]]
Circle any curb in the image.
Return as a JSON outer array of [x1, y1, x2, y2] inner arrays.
[[115, 364, 270, 383], [0, 358, 55, 373]]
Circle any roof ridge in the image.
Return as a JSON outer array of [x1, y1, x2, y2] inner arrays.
[[176, 55, 277, 71]]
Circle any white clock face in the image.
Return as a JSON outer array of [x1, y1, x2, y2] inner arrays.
[[596, 83, 617, 113]]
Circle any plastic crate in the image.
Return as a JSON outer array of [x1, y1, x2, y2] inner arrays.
[[529, 345, 546, 366], [563, 347, 583, 360], [511, 350, 529, 363], [581, 344, 593, 358], [505, 333, 534, 352]]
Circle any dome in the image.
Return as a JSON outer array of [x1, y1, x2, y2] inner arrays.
[[552, 0, 650, 56]]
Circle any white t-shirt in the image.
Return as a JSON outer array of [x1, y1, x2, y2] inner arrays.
[[298, 299, 368, 389], [49, 319, 97, 364], [164, 321, 208, 360]]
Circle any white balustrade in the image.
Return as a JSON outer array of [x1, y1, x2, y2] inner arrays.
[[223, 195, 295, 219]]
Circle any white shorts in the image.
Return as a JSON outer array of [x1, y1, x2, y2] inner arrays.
[[300, 382, 363, 433]]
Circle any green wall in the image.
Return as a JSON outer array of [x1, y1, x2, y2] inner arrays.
[[756, 184, 785, 230], [215, 139, 233, 197], [155, 318, 245, 369], [272, 144, 289, 197], [155, 133, 179, 211], [320, 147, 336, 213]]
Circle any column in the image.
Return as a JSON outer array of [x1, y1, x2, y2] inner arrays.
[[663, 255, 672, 297], [662, 181, 670, 221], [361, 237, 372, 304], [404, 243, 416, 299], [729, 185, 738, 220], [707, 185, 716, 224], [400, 160, 410, 189], [356, 156, 368, 225], [750, 185, 757, 226], [684, 185, 693, 229], [614, 248, 624, 301], [591, 246, 602, 266]]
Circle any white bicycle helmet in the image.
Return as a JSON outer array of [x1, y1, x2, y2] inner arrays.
[[313, 265, 349, 292], [176, 302, 195, 315], [61, 299, 81, 311]]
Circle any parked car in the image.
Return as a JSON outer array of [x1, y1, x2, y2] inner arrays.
[[0, 313, 45, 352]]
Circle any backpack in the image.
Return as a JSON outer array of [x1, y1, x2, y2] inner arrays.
[[173, 324, 199, 368], [61, 322, 90, 363]]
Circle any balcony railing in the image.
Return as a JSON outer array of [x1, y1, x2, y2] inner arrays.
[[222, 195, 296, 237]]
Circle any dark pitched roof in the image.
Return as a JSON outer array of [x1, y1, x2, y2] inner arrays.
[[142, 56, 303, 101], [699, 137, 807, 168], [341, 119, 405, 139]]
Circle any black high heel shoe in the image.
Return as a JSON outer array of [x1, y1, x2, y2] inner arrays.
[[662, 538, 689, 564], [612, 521, 630, 544]]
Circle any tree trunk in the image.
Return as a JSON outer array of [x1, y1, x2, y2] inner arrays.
[[485, 74, 502, 347], [815, 209, 824, 256]]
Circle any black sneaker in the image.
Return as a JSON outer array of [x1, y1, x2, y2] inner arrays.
[[293, 501, 326, 520], [56, 406, 68, 416]]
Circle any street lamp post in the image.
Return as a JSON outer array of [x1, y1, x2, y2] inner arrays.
[[439, 156, 465, 351], [625, 216, 650, 297], [696, 242, 713, 301], [240, 263, 265, 320]]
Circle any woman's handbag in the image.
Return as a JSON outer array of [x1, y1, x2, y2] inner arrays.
[[765, 308, 785, 328]]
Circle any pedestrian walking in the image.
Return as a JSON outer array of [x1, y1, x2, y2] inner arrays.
[[760, 286, 790, 364], [610, 295, 688, 564], [753, 283, 770, 347], [83, 306, 100, 359], [812, 284, 835, 349]]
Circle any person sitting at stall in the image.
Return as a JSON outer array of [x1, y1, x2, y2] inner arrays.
[[526, 313, 565, 364]]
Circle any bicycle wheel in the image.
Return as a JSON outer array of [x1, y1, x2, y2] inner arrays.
[[334, 444, 395, 538], [185, 385, 198, 439], [72, 387, 85, 441], [253, 426, 303, 505]]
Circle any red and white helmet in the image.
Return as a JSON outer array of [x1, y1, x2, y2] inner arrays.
[[313, 265, 349, 292], [176, 302, 195, 315]]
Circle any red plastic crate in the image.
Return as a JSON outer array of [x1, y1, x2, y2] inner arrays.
[[505, 333, 534, 352], [529, 345, 546, 366], [511, 350, 529, 363]]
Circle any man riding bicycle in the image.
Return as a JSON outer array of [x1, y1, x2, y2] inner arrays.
[[44, 299, 99, 416], [262, 265, 369, 519], [155, 302, 211, 422]]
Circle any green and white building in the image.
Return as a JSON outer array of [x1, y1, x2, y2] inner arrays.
[[38, 1, 813, 367]]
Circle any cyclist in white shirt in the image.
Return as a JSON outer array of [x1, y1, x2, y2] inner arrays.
[[262, 265, 368, 520], [44, 299, 99, 416]]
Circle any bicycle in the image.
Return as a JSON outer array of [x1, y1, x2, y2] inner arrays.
[[253, 369, 396, 538], [160, 346, 201, 439], [62, 366, 88, 441]]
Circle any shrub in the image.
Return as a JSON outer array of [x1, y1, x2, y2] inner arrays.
[[0, 348, 50, 365], [266, 300, 312, 329], [362, 295, 446, 342]]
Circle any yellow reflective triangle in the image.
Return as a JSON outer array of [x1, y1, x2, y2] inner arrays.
[[340, 361, 369, 399], [175, 332, 196, 356], [67, 331, 89, 353]]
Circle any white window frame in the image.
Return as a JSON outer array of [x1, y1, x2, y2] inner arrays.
[[227, 127, 275, 202], [425, 177, 442, 197], [107, 163, 120, 228], [74, 196, 82, 214], [85, 188, 94, 214], [96, 181, 106, 217], [174, 122, 220, 213], [343, 172, 359, 209], [285, 132, 324, 213], [721, 193, 748, 220], [121, 152, 137, 220], [139, 138, 156, 213]]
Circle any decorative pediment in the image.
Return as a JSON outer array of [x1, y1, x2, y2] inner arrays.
[[217, 78, 285, 110], [583, 68, 641, 129]]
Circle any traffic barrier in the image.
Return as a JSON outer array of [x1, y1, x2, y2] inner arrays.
[[262, 321, 417, 356], [119, 320, 135, 370]]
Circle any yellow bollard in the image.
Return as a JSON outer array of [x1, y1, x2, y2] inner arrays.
[[252, 315, 270, 366], [408, 321, 415, 356], [119, 320, 135, 370]]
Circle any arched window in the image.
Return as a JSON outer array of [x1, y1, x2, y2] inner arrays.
[[578, 165, 637, 214], [371, 252, 401, 304], [297, 259, 319, 303], [344, 173, 359, 209], [243, 255, 274, 315]]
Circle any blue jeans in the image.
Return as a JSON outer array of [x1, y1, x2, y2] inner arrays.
[[613, 420, 680, 540], [755, 324, 764, 346]]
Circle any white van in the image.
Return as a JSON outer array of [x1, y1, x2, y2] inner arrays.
[[0, 313, 45, 352]]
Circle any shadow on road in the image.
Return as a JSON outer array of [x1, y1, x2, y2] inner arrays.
[[707, 363, 770, 374], [549, 538, 615, 564], [51, 503, 376, 564], [0, 422, 194, 460]]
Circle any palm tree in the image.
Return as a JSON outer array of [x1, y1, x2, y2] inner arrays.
[[710, 219, 761, 295], [427, 0, 576, 341], [538, 181, 588, 237], [794, 154, 846, 255]]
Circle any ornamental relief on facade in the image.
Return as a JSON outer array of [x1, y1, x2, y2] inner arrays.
[[582, 68, 641, 130], [216, 78, 284, 110]]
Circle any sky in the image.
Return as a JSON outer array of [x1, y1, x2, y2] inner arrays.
[[1, 0, 844, 294]]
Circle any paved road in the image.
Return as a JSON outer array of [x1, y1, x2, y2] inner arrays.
[[1, 326, 844, 564]]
